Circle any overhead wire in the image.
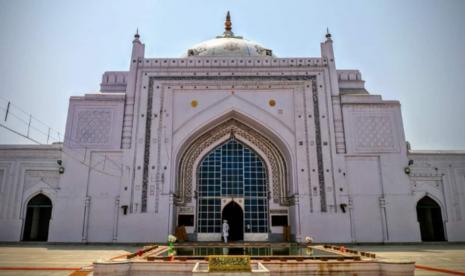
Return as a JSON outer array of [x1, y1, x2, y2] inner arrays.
[[0, 97, 123, 178]]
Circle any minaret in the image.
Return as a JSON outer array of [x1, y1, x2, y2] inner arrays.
[[320, 29, 346, 156], [122, 29, 146, 150], [130, 29, 145, 73], [120, 29, 147, 216], [321, 28, 335, 66], [320, 28, 339, 96], [127, 29, 145, 98]]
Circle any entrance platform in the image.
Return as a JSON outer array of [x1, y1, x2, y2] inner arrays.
[[4, 243, 465, 275], [93, 242, 415, 275]]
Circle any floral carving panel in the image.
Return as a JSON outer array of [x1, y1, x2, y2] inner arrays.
[[74, 110, 112, 146], [354, 114, 399, 153]]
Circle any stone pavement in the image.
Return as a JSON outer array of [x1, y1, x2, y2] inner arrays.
[[0, 243, 464, 275], [353, 243, 465, 275], [0, 243, 140, 276]]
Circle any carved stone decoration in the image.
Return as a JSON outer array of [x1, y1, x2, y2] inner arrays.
[[153, 82, 166, 214], [75, 110, 112, 145], [301, 85, 313, 212], [141, 85, 154, 213], [354, 114, 397, 152], [312, 81, 326, 212], [176, 119, 289, 206]]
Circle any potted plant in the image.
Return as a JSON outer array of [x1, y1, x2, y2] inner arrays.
[[167, 234, 177, 261]]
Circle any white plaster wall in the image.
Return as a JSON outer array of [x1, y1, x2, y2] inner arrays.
[[117, 194, 173, 242], [172, 88, 296, 133], [346, 156, 384, 242], [48, 150, 89, 242], [0, 145, 61, 241], [342, 98, 420, 242], [379, 153, 421, 242], [48, 93, 126, 242], [49, 149, 125, 242], [409, 152, 465, 241], [301, 213, 351, 243], [86, 152, 123, 242]]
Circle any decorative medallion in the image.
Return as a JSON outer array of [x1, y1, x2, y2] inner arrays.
[[191, 100, 198, 108], [269, 99, 276, 107]]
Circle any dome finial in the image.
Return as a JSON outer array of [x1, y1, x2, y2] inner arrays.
[[325, 27, 332, 40], [224, 11, 233, 37], [133, 28, 140, 42]]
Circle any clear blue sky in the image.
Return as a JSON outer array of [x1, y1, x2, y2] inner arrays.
[[0, 0, 464, 149]]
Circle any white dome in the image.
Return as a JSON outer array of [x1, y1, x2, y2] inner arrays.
[[186, 36, 274, 57], [185, 12, 273, 58]]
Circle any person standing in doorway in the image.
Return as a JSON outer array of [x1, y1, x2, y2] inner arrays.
[[222, 220, 229, 243]]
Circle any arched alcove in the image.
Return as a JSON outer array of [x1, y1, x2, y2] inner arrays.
[[23, 194, 52, 241], [416, 196, 446, 241]]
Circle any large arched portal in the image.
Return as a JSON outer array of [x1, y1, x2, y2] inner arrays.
[[176, 118, 290, 206], [23, 194, 52, 241], [197, 138, 268, 241], [416, 196, 446, 241]]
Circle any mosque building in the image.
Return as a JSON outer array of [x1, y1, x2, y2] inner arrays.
[[1, 13, 464, 243]]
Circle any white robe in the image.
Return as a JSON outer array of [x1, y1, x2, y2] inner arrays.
[[222, 222, 229, 238]]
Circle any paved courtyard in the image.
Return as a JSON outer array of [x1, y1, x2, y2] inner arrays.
[[354, 243, 465, 275], [0, 243, 464, 275], [0, 243, 140, 275]]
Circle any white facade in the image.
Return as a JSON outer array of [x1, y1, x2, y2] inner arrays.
[[1, 17, 464, 243]]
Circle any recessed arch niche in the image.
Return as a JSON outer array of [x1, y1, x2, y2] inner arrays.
[[175, 118, 291, 206]]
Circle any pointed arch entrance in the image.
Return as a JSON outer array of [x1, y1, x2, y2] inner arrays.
[[23, 194, 52, 241], [222, 201, 244, 241], [176, 118, 290, 206], [416, 196, 446, 241]]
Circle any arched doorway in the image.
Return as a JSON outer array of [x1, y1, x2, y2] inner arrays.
[[196, 137, 269, 240], [23, 194, 52, 241], [222, 201, 244, 241], [417, 196, 446, 241]]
